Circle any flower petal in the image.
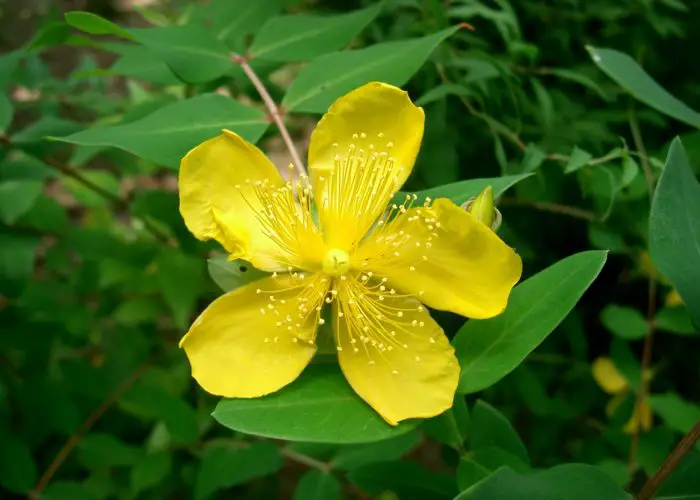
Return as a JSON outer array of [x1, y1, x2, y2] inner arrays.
[[179, 130, 323, 271], [592, 357, 628, 395], [333, 277, 459, 425], [356, 198, 522, 319], [180, 273, 328, 397], [308, 82, 425, 251]]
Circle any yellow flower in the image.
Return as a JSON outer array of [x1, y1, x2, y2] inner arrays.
[[177, 82, 522, 425], [592, 357, 653, 434]]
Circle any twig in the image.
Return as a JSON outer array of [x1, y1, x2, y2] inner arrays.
[[626, 104, 658, 471], [280, 446, 332, 473], [637, 420, 700, 500], [29, 357, 153, 498], [42, 157, 175, 246], [499, 198, 598, 221], [231, 53, 307, 177]]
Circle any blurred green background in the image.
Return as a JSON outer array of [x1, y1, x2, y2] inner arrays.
[[1, 0, 699, 499]]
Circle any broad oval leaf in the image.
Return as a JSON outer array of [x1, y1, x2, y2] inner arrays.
[[397, 174, 531, 205], [454, 250, 607, 394], [470, 400, 528, 463], [249, 4, 381, 62], [65, 11, 135, 40], [587, 46, 700, 128], [196, 0, 282, 51], [282, 26, 458, 113], [51, 94, 269, 169], [212, 364, 418, 443], [649, 138, 700, 328], [455, 464, 630, 500]]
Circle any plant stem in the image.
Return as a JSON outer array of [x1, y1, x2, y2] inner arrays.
[[29, 357, 154, 498], [42, 157, 175, 246], [499, 198, 598, 221], [280, 447, 332, 473], [637, 420, 700, 500], [231, 53, 307, 177]]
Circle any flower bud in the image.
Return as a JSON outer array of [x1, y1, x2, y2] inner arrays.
[[462, 185, 502, 231]]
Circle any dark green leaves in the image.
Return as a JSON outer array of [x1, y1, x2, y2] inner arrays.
[[470, 401, 528, 463], [283, 27, 458, 113], [293, 470, 342, 500], [213, 364, 417, 443], [156, 249, 205, 329], [649, 138, 700, 328], [249, 4, 381, 62], [454, 251, 607, 394], [600, 304, 649, 340], [53, 94, 268, 168], [195, 442, 282, 500], [0, 434, 37, 494], [455, 464, 630, 499], [587, 46, 700, 128]]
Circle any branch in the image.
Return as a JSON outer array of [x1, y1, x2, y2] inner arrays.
[[637, 420, 700, 500], [499, 198, 598, 221], [42, 157, 175, 246], [29, 357, 153, 498], [231, 54, 307, 177]]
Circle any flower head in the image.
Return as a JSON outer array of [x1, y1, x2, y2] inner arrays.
[[178, 82, 522, 425]]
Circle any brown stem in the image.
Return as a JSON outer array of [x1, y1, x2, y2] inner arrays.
[[42, 157, 175, 246], [499, 198, 598, 221], [628, 105, 655, 203], [231, 53, 307, 177], [637, 420, 700, 500], [29, 357, 153, 498]]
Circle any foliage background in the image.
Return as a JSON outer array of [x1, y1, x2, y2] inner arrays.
[[0, 0, 699, 498]]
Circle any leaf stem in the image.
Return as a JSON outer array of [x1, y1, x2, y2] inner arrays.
[[499, 198, 598, 221], [231, 53, 307, 177], [280, 446, 332, 473], [637, 419, 700, 500]]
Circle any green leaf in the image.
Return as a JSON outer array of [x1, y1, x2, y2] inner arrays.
[[65, 11, 135, 40], [655, 450, 700, 500], [649, 138, 700, 328], [53, 94, 269, 169], [198, 0, 282, 50], [195, 442, 282, 500], [564, 146, 593, 173], [77, 433, 139, 470], [283, 26, 459, 113], [42, 482, 98, 500], [130, 452, 172, 496], [208, 255, 268, 292], [129, 25, 232, 84], [454, 251, 607, 394], [25, 21, 72, 51], [62, 170, 119, 208], [250, 4, 381, 62], [0, 434, 37, 494], [0, 180, 43, 224], [114, 298, 162, 326], [107, 43, 180, 86], [347, 461, 457, 499], [621, 156, 639, 188], [455, 464, 630, 500], [331, 430, 422, 470], [398, 174, 531, 206], [0, 93, 12, 131], [600, 304, 649, 340], [213, 364, 418, 443], [415, 83, 471, 106], [0, 51, 22, 88], [470, 400, 528, 463], [421, 395, 469, 451], [293, 470, 342, 500], [587, 46, 700, 128], [648, 393, 700, 434], [0, 233, 39, 297], [545, 68, 610, 101], [457, 447, 530, 491], [520, 143, 546, 173], [654, 307, 697, 335], [156, 249, 205, 329]]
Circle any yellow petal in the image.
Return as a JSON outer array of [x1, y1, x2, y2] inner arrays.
[[592, 357, 628, 395], [180, 273, 328, 397], [179, 130, 323, 271], [355, 198, 522, 319], [334, 276, 459, 425], [623, 399, 653, 434], [308, 82, 425, 251]]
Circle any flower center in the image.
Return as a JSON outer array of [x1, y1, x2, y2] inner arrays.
[[322, 248, 350, 277]]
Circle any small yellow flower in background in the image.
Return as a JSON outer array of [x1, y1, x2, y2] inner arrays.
[[592, 357, 653, 434], [177, 82, 522, 425]]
